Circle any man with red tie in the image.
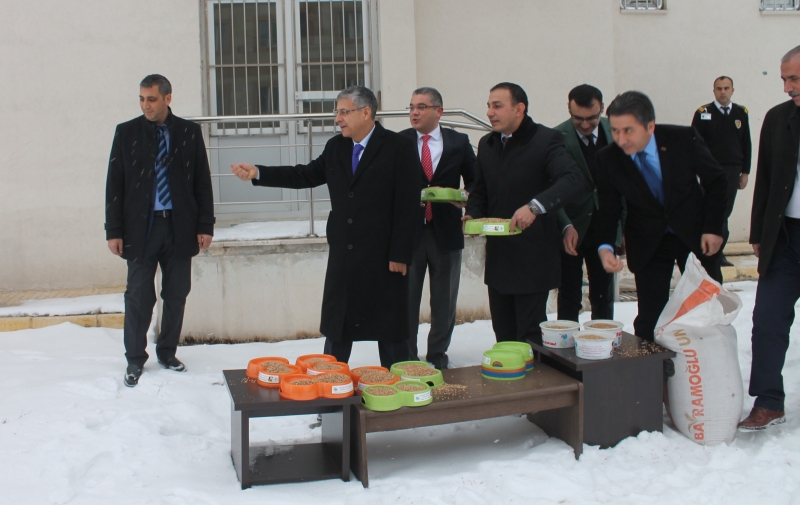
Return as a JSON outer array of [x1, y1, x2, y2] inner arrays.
[[400, 88, 476, 369]]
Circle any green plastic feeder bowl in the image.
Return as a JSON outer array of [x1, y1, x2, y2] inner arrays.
[[361, 385, 402, 411], [481, 349, 526, 381], [420, 187, 467, 202], [394, 381, 433, 407], [463, 219, 522, 236], [492, 341, 534, 371], [389, 361, 444, 387]]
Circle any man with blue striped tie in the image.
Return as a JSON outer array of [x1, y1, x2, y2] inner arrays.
[[105, 75, 215, 387]]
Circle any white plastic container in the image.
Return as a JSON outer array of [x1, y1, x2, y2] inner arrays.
[[573, 331, 616, 360], [582, 320, 624, 347], [539, 320, 581, 348]]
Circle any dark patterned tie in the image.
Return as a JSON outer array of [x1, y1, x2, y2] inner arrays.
[[722, 106, 730, 115], [155, 125, 171, 208], [352, 143, 364, 174]]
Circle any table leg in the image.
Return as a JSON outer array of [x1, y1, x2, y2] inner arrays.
[[321, 407, 350, 482], [230, 402, 250, 489], [527, 383, 583, 459], [349, 405, 369, 488]]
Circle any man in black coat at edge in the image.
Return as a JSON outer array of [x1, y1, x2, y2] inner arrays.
[[230, 86, 419, 368], [594, 91, 727, 342], [105, 74, 216, 387], [400, 87, 476, 370], [738, 45, 800, 432], [464, 82, 585, 344]]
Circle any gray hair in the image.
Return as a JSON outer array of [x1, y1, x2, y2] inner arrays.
[[607, 91, 655, 127], [781, 45, 800, 63], [412, 87, 443, 107], [140, 74, 172, 96], [336, 86, 378, 119]]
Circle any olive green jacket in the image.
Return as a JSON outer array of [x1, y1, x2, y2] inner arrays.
[[554, 117, 624, 248]]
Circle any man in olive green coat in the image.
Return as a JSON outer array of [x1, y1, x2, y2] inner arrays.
[[555, 84, 622, 322]]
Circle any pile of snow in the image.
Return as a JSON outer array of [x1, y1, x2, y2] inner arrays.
[[1, 280, 799, 504], [214, 220, 328, 242], [0, 294, 124, 317]]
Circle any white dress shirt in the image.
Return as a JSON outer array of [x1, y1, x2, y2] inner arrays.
[[354, 124, 377, 160], [417, 125, 443, 173], [786, 142, 800, 218], [575, 125, 599, 146], [714, 100, 732, 114]]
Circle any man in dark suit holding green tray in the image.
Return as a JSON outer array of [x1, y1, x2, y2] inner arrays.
[[554, 84, 622, 323]]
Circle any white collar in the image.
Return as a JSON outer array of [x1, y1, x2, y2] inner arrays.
[[714, 100, 732, 112], [353, 124, 376, 148], [574, 125, 599, 142], [416, 125, 442, 141]]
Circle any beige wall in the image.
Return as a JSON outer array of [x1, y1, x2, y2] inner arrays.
[[1, 0, 797, 291], [0, 0, 204, 291]]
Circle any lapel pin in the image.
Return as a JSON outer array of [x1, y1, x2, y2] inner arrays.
[[660, 147, 667, 151]]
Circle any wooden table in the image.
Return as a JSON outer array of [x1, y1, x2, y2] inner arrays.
[[529, 332, 675, 448], [350, 363, 583, 487], [223, 369, 362, 489]]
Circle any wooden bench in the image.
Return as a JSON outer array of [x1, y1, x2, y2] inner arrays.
[[349, 363, 583, 487]]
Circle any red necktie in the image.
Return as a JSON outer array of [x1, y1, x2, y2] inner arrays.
[[422, 135, 434, 222]]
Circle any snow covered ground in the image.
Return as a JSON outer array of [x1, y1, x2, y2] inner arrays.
[[213, 220, 328, 242], [0, 294, 123, 318], [1, 280, 800, 505]]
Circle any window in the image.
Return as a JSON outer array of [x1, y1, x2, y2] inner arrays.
[[620, 0, 664, 10], [760, 0, 800, 10]]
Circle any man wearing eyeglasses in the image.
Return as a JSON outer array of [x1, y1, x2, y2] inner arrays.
[[230, 86, 419, 368], [554, 84, 620, 323], [400, 87, 476, 369]]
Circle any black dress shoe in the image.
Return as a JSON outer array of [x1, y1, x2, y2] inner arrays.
[[124, 365, 143, 387], [157, 357, 186, 372], [719, 254, 734, 267]]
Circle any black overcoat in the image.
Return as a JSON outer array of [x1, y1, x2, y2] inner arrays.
[[594, 124, 727, 273], [253, 122, 420, 343], [105, 111, 215, 261], [399, 127, 476, 252], [750, 101, 800, 275], [465, 116, 585, 294]]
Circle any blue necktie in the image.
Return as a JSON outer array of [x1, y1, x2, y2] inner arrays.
[[351, 143, 364, 174], [155, 125, 172, 208], [635, 151, 664, 207]]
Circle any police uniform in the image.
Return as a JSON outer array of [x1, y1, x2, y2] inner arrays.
[[691, 102, 752, 248]]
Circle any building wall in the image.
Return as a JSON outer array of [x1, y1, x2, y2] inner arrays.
[[1, 0, 797, 291], [0, 0, 206, 291]]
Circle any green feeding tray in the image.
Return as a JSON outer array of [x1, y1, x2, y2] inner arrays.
[[464, 219, 522, 236], [361, 382, 433, 411], [389, 361, 445, 387], [492, 341, 534, 371], [420, 187, 467, 202], [481, 349, 527, 381]]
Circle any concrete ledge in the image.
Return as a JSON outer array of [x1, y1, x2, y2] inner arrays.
[[0, 314, 124, 332]]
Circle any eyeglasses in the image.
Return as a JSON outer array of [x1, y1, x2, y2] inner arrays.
[[332, 106, 366, 117], [406, 104, 441, 112], [570, 113, 602, 123]]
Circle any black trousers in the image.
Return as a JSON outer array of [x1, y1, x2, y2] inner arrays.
[[749, 219, 800, 412], [557, 239, 614, 322], [407, 225, 462, 369], [323, 337, 409, 369], [633, 233, 722, 342], [721, 164, 742, 249], [124, 215, 192, 367], [487, 286, 549, 344]]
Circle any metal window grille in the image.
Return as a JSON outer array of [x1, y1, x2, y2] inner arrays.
[[620, 0, 664, 10], [760, 0, 800, 10]]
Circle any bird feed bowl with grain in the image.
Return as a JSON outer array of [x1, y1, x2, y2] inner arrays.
[[492, 341, 534, 371], [582, 320, 624, 346], [278, 374, 320, 401], [295, 354, 337, 373], [540, 320, 581, 348], [306, 361, 351, 377], [463, 218, 522, 236], [361, 385, 403, 411], [573, 331, 616, 360], [420, 187, 467, 202], [481, 349, 526, 381], [394, 381, 433, 407], [389, 361, 444, 387], [313, 373, 355, 399], [351, 366, 400, 394], [257, 362, 302, 388], [247, 357, 289, 379]]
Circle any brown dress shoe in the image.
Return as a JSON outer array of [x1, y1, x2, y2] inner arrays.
[[737, 407, 786, 432]]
